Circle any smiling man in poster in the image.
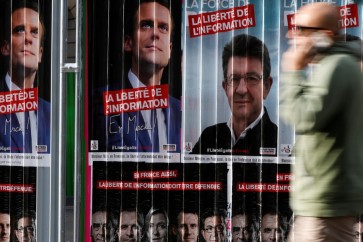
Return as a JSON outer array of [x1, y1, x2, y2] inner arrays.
[[192, 34, 277, 156], [0, 0, 50, 154], [98, 0, 181, 154]]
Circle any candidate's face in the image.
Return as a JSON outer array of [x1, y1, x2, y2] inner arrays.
[[118, 211, 141, 242], [91, 211, 107, 242], [147, 213, 167, 242], [125, 2, 172, 71], [232, 214, 251, 242], [15, 217, 36, 242], [201, 216, 225, 242], [176, 213, 199, 242], [261, 214, 281, 242], [1, 8, 43, 73], [223, 57, 271, 126], [0, 213, 10, 242]]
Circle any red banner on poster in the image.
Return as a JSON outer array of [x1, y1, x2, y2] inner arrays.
[[103, 84, 169, 115], [188, 4, 255, 38], [0, 88, 38, 114], [338, 4, 359, 28], [0, 183, 34, 193], [237, 182, 291, 192], [276, 173, 294, 182], [97, 180, 222, 191], [133, 170, 178, 179]]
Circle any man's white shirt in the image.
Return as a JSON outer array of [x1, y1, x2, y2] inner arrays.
[[226, 108, 264, 146]]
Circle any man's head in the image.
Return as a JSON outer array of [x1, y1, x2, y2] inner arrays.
[[222, 34, 272, 126], [0, 212, 10, 242], [232, 209, 252, 242], [124, 0, 173, 83], [145, 208, 168, 242], [91, 210, 107, 242], [1, 1, 44, 81], [118, 208, 144, 242], [13, 210, 36, 242], [260, 211, 282, 242], [173, 210, 199, 242], [287, 3, 339, 48], [200, 209, 226, 242]]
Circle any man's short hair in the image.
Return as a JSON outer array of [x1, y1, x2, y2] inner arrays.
[[200, 208, 226, 229], [124, 0, 173, 39], [119, 207, 145, 229], [232, 205, 252, 226], [2, 0, 45, 46], [222, 34, 271, 81]]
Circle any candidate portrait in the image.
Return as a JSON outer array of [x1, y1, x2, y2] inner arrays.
[[191, 34, 277, 156], [92, 0, 181, 153], [0, 0, 50, 154]]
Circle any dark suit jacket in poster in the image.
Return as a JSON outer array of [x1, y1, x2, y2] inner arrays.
[[93, 79, 181, 153], [191, 108, 277, 156], [0, 80, 51, 153]]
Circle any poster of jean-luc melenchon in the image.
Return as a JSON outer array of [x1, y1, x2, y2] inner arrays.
[[182, 0, 282, 164]]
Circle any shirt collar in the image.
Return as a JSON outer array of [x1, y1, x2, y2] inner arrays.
[[128, 69, 146, 89], [5, 73, 21, 91], [227, 108, 264, 145]]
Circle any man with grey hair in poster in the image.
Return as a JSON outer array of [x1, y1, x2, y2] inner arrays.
[[192, 34, 277, 156]]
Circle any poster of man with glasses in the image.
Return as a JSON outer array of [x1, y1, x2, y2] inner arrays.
[[183, 1, 279, 160]]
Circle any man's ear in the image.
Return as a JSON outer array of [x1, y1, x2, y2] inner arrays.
[[201, 230, 206, 240], [124, 35, 133, 52], [263, 76, 273, 99], [1, 40, 10, 56], [222, 80, 228, 93]]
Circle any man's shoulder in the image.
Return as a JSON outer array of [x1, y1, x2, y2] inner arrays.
[[200, 122, 229, 136], [261, 109, 278, 131]]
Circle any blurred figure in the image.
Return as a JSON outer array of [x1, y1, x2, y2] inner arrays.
[[281, 2, 363, 241], [145, 208, 168, 242], [200, 208, 226, 242]]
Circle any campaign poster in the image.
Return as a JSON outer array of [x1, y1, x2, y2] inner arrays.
[[0, 166, 37, 242], [89, 162, 227, 242], [182, 0, 281, 163], [0, 0, 52, 166], [0, 0, 52, 241], [232, 163, 292, 242], [88, 0, 182, 163]]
